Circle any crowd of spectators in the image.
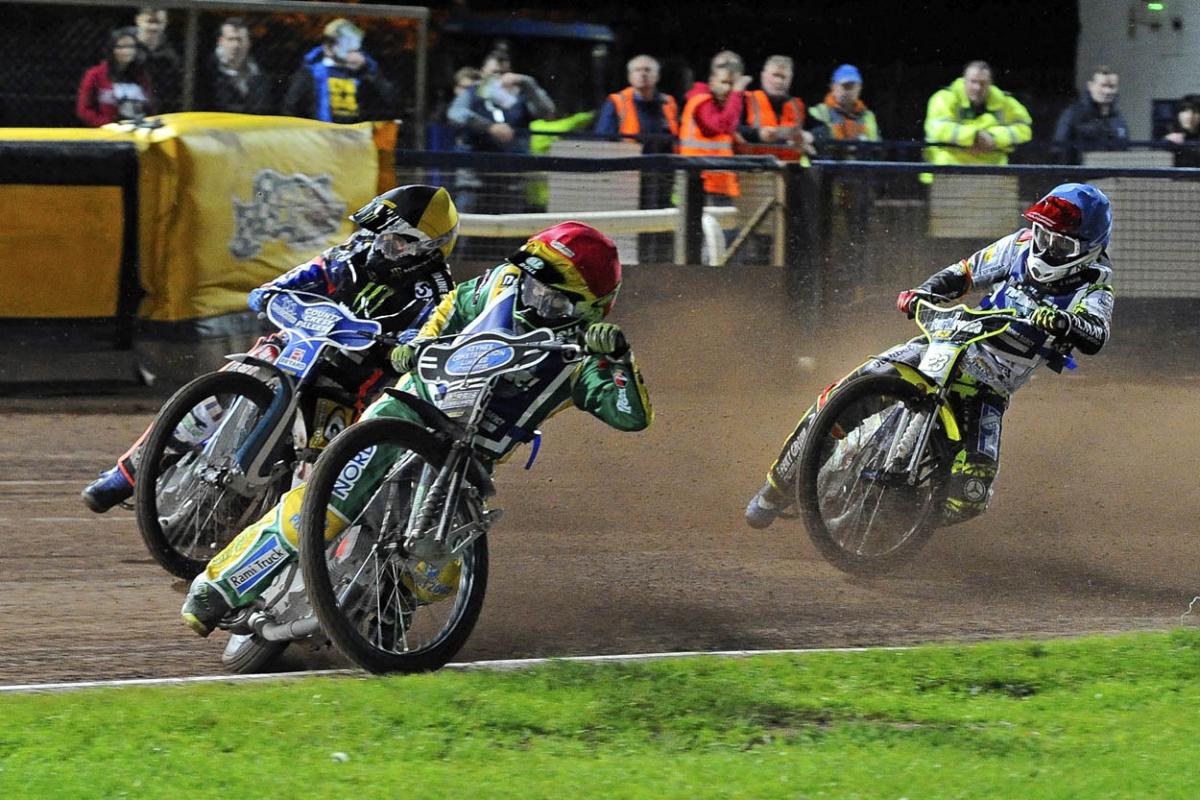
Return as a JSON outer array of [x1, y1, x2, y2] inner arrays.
[[75, 11, 400, 126], [72, 9, 1200, 175]]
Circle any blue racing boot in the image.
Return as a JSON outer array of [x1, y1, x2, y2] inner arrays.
[[744, 483, 792, 530], [80, 466, 134, 514]]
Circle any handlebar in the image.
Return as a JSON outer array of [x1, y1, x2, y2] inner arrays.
[[403, 332, 614, 366], [534, 341, 587, 360], [363, 330, 404, 348]]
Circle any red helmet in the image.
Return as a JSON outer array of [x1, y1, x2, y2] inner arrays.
[[510, 221, 622, 328]]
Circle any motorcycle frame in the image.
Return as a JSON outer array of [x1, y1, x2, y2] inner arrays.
[[875, 301, 1017, 487]]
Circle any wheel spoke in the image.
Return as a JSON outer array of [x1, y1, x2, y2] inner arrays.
[[299, 420, 488, 672]]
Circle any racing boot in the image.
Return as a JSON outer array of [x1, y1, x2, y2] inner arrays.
[[744, 482, 792, 530], [180, 575, 233, 638], [80, 465, 134, 514], [941, 451, 996, 526]]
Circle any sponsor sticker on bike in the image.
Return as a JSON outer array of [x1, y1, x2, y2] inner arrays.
[[332, 446, 377, 501], [299, 307, 342, 335]]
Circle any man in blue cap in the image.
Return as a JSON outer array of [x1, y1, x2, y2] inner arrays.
[[809, 64, 882, 298], [809, 64, 881, 145]]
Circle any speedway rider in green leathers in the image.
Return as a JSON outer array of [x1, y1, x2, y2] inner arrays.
[[181, 221, 652, 635], [745, 183, 1114, 529]]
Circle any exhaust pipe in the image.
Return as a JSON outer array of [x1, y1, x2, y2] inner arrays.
[[250, 612, 322, 642]]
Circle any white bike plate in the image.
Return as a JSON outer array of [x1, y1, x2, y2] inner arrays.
[[919, 341, 959, 384]]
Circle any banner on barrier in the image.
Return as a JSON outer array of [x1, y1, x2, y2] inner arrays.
[[1, 184, 125, 319], [136, 113, 378, 322], [0, 113, 380, 324]]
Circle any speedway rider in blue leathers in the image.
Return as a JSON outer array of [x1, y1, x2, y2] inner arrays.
[[746, 182, 1115, 529], [80, 185, 457, 513]]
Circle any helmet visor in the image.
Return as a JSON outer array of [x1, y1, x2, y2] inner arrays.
[[1031, 222, 1083, 264], [372, 232, 424, 261], [520, 275, 577, 321]]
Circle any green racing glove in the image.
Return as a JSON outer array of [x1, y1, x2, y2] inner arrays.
[[583, 322, 629, 358], [389, 343, 416, 374], [1030, 306, 1071, 335]]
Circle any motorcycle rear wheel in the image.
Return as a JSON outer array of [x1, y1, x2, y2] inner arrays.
[[135, 370, 289, 579], [221, 633, 289, 674], [299, 418, 488, 674], [796, 373, 953, 576]]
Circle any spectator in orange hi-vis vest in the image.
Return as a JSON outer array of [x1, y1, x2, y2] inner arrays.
[[680, 64, 750, 201], [595, 55, 679, 154], [739, 55, 816, 162]]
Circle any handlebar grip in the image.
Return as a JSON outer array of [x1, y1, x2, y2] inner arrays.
[[611, 330, 628, 357], [573, 328, 628, 357]]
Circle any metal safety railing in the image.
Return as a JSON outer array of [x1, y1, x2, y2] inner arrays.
[[393, 148, 1200, 310]]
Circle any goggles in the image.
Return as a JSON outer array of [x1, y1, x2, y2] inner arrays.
[[372, 229, 453, 262], [520, 275, 577, 320], [1031, 222, 1083, 262]]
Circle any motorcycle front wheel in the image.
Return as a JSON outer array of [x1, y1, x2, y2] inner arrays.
[[299, 418, 488, 674], [135, 370, 290, 579], [796, 373, 954, 576]]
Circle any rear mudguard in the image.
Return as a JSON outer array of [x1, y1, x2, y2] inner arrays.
[[382, 388, 496, 498]]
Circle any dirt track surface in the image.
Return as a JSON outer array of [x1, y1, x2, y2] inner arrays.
[[2, 268, 1198, 683]]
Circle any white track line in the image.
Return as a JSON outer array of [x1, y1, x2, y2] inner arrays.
[[0, 646, 909, 693]]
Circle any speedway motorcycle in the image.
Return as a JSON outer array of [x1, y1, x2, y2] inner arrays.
[[278, 326, 590, 674], [133, 290, 385, 587], [793, 298, 1052, 576], [201, 325, 586, 673]]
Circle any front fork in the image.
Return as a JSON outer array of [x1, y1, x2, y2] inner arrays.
[[223, 355, 304, 497], [383, 441, 494, 568], [882, 390, 946, 486]]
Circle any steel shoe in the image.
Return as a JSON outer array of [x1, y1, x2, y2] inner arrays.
[[181, 576, 232, 638], [744, 483, 792, 530]]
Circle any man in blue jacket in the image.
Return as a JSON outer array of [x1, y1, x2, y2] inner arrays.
[[282, 18, 397, 123]]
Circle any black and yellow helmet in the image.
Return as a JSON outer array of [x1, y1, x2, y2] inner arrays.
[[349, 185, 459, 274]]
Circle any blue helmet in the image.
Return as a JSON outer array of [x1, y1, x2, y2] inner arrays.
[[1022, 183, 1112, 285]]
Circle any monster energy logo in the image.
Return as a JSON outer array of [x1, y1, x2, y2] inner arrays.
[[230, 169, 346, 259]]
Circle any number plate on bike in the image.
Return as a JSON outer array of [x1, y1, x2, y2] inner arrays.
[[918, 341, 958, 383]]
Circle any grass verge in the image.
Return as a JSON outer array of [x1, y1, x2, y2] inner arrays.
[[2, 630, 1199, 798]]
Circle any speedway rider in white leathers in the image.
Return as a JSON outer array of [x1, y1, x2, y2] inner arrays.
[[746, 182, 1115, 528]]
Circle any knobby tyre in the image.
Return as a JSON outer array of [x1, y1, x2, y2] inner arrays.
[[134, 370, 284, 579], [299, 418, 489, 674], [795, 373, 952, 576]]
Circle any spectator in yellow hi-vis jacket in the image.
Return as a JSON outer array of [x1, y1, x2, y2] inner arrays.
[[924, 61, 1032, 169]]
